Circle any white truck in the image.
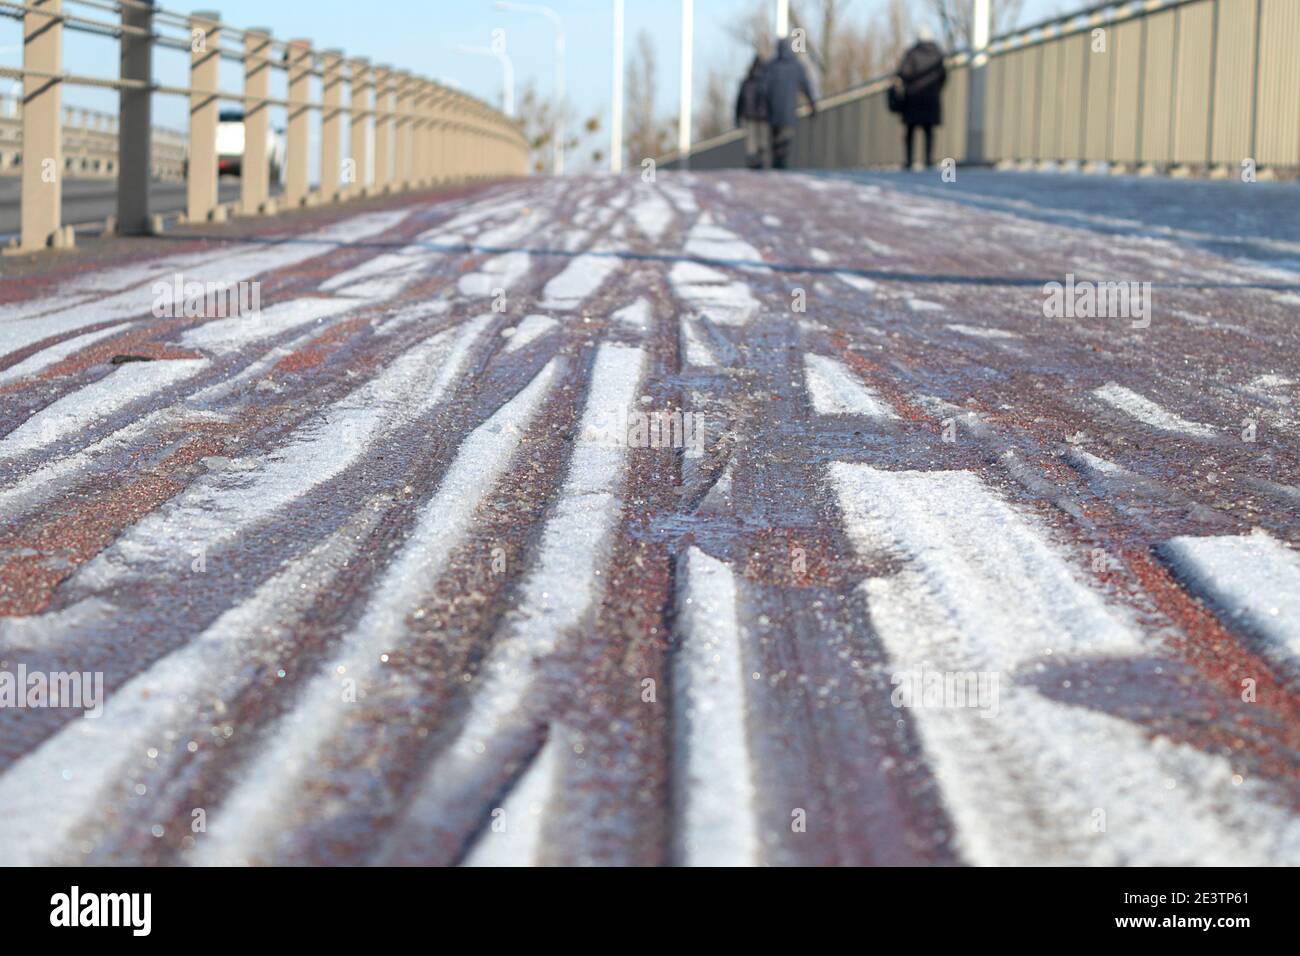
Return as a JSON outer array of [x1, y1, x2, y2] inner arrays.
[[215, 108, 286, 184]]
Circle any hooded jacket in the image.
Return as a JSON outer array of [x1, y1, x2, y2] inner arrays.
[[762, 38, 815, 128]]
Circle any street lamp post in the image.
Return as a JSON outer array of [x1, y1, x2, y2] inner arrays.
[[967, 0, 991, 164], [679, 0, 693, 170], [610, 0, 624, 174], [456, 36, 515, 118], [495, 1, 565, 174]]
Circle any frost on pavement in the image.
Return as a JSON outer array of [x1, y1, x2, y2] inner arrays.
[[0, 170, 1296, 868]]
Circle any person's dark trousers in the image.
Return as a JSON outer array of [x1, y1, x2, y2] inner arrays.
[[905, 123, 934, 169], [770, 124, 794, 169]]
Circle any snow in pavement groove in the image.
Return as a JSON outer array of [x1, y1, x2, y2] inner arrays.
[[0, 510, 384, 865], [831, 464, 1142, 671], [684, 216, 765, 268], [946, 323, 1021, 340], [680, 317, 717, 367], [628, 187, 674, 242], [461, 733, 562, 867], [669, 261, 761, 327], [0, 248, 252, 325], [72, 317, 489, 589], [1092, 382, 1218, 437], [0, 407, 173, 520], [611, 297, 653, 332], [179, 297, 359, 353], [836, 272, 878, 293], [0, 305, 367, 518], [316, 247, 440, 300], [831, 463, 1300, 865], [0, 359, 208, 462], [315, 214, 489, 300], [378, 344, 646, 852], [0, 209, 410, 360], [660, 182, 698, 214], [0, 323, 136, 385], [471, 205, 552, 249], [502, 314, 558, 353], [672, 546, 761, 867], [318, 201, 548, 303], [803, 354, 898, 419], [458, 251, 532, 297], [540, 252, 624, 311], [193, 357, 561, 864], [1161, 530, 1300, 668], [0, 301, 396, 509]]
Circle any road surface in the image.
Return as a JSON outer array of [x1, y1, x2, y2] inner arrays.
[[0, 169, 1297, 866]]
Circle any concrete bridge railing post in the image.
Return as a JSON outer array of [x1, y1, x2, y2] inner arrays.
[[285, 39, 313, 208], [241, 28, 274, 215], [349, 57, 372, 198], [432, 80, 446, 186], [434, 84, 448, 183], [477, 109, 488, 180], [187, 10, 222, 224], [477, 106, 486, 180], [117, 0, 155, 236], [373, 66, 394, 194], [448, 92, 461, 181], [319, 49, 344, 202], [17, 0, 68, 252], [415, 78, 431, 187], [394, 70, 413, 191], [454, 98, 468, 182], [442, 99, 456, 183]]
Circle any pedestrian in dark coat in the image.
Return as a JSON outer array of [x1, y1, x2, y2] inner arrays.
[[894, 28, 947, 169], [735, 55, 769, 169], [761, 37, 816, 170]]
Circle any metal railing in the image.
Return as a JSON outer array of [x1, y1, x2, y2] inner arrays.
[[1, 0, 528, 254], [663, 0, 1300, 178]]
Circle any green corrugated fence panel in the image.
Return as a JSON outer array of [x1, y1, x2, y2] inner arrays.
[[1256, 0, 1300, 167], [873, 90, 904, 165], [1003, 51, 1023, 159], [1038, 41, 1061, 159], [983, 55, 1005, 162], [1084, 27, 1112, 161], [1211, 0, 1258, 164], [1172, 0, 1214, 164], [1140, 9, 1177, 165], [1018, 46, 1041, 159], [1111, 18, 1143, 163], [935, 64, 968, 164], [1061, 32, 1088, 160]]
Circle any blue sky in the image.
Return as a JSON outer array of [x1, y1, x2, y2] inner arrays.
[[1, 0, 1063, 171]]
